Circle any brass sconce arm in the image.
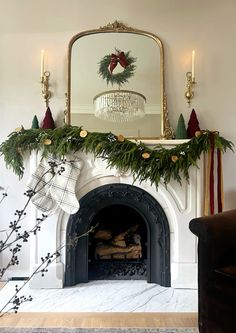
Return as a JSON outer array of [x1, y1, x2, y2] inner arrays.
[[41, 71, 52, 107], [185, 71, 196, 106]]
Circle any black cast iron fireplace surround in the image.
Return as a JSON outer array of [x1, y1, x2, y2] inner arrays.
[[65, 184, 171, 287]]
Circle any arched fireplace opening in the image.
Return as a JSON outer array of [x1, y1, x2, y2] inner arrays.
[[65, 183, 171, 287]]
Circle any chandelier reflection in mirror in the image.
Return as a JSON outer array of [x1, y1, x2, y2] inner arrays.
[[93, 89, 146, 123]]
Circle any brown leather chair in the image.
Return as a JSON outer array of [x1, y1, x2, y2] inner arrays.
[[189, 210, 236, 333]]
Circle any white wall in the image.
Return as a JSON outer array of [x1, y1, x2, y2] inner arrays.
[[0, 0, 236, 277]]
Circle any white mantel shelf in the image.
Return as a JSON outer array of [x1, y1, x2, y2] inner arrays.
[[130, 139, 189, 146]]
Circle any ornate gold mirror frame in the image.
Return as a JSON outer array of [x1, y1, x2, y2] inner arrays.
[[66, 21, 173, 139]]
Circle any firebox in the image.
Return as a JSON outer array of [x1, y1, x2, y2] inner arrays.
[[65, 183, 171, 287], [88, 203, 147, 281]]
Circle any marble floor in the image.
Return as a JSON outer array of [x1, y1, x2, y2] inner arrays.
[[0, 280, 198, 313]]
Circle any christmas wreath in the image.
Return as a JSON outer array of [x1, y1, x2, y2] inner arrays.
[[98, 49, 136, 86]]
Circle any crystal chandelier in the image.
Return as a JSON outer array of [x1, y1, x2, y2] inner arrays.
[[93, 90, 146, 123]]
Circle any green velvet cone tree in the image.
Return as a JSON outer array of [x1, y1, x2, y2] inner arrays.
[[31, 115, 39, 129], [175, 113, 187, 139]]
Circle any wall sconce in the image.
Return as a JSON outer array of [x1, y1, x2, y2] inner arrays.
[[40, 50, 52, 107], [185, 50, 196, 106]]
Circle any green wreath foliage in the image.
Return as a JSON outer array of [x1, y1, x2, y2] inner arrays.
[[0, 126, 233, 189], [98, 51, 136, 86]]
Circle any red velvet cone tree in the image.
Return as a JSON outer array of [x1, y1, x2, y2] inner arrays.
[[187, 109, 200, 138], [41, 107, 55, 129]]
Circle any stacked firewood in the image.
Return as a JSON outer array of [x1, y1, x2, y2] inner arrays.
[[94, 225, 142, 259]]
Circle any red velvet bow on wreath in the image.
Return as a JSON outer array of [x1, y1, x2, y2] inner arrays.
[[109, 51, 128, 73]]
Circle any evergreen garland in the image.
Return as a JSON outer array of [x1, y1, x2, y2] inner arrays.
[[98, 51, 136, 86], [0, 126, 233, 189]]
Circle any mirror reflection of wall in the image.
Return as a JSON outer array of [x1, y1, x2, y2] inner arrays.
[[70, 30, 162, 138], [71, 113, 161, 138]]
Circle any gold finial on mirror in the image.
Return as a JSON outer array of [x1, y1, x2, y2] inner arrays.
[[99, 21, 134, 31]]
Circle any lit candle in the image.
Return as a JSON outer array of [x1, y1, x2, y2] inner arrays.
[[41, 49, 45, 78], [192, 50, 195, 80]]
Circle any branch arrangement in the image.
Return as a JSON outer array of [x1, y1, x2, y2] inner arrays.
[[0, 126, 233, 188], [0, 162, 97, 316], [0, 225, 96, 317]]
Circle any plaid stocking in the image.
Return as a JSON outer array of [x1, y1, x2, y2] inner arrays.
[[27, 157, 57, 212], [49, 157, 83, 214]]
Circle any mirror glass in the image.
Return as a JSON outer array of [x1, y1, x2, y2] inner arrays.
[[67, 22, 171, 139]]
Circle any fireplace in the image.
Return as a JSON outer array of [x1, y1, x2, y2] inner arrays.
[[65, 184, 170, 287], [28, 144, 203, 289]]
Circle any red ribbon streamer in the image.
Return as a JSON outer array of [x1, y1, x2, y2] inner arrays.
[[217, 149, 223, 213], [209, 133, 215, 215]]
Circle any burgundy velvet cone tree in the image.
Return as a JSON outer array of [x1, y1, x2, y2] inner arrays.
[[41, 107, 55, 129], [187, 109, 200, 138]]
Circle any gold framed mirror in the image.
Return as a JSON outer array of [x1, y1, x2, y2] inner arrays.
[[66, 21, 173, 139]]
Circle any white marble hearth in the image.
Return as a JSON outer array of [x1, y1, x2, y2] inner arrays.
[[0, 280, 197, 312]]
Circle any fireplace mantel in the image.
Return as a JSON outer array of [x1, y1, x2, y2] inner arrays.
[[28, 139, 203, 289]]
